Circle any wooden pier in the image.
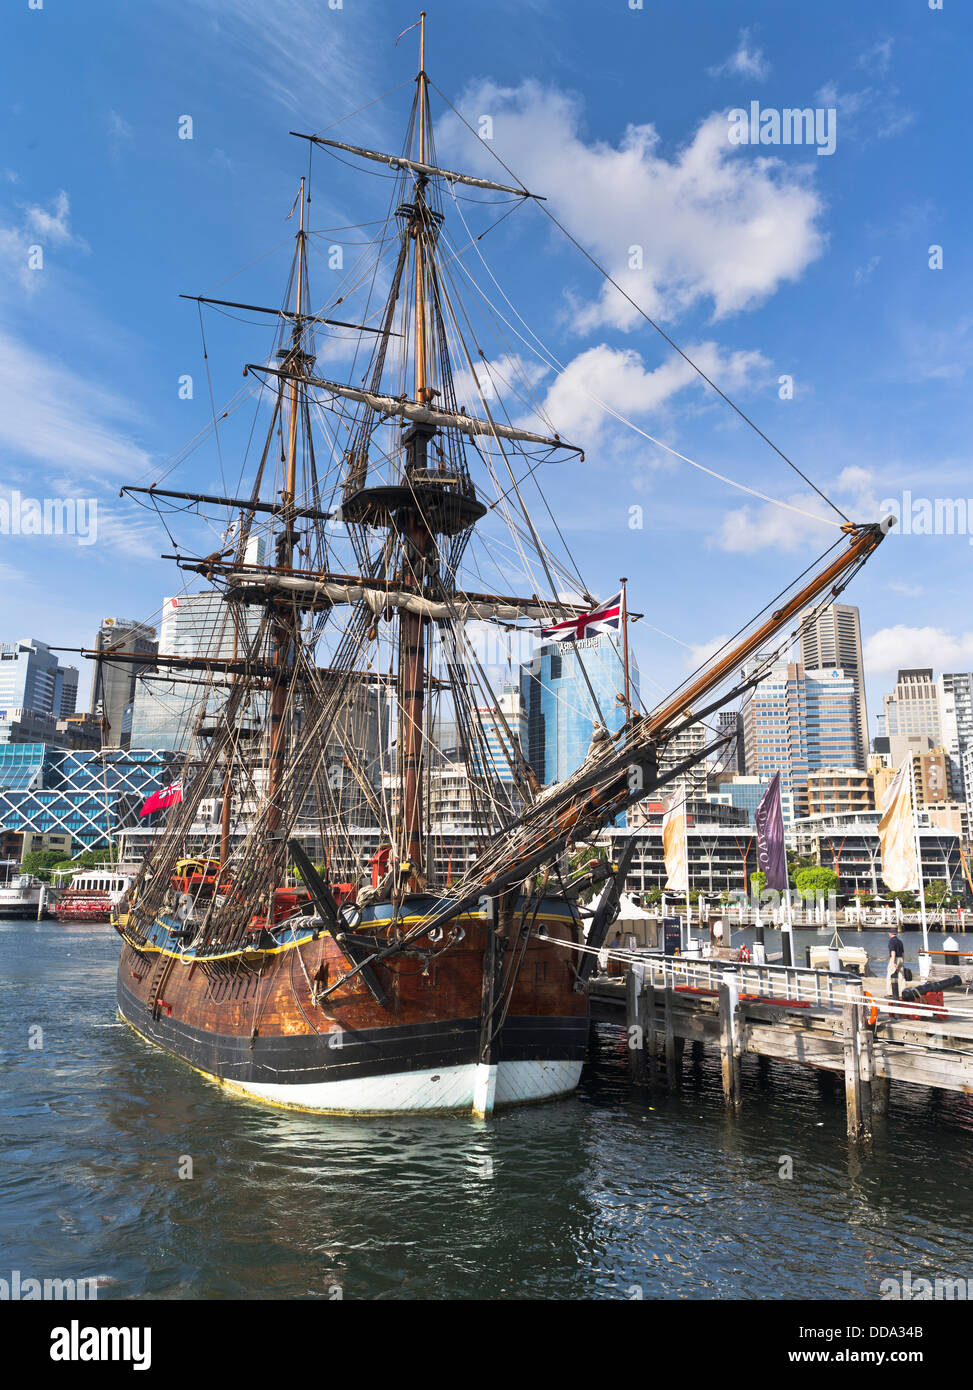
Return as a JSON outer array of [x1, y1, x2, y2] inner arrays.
[[591, 955, 973, 1139]]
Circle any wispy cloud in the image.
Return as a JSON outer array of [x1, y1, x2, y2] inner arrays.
[[708, 28, 770, 81], [0, 327, 151, 478], [108, 110, 134, 160], [857, 39, 894, 76], [194, 0, 379, 123], [0, 190, 89, 290], [815, 79, 914, 144]]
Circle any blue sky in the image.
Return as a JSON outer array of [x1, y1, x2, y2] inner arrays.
[[2, 0, 971, 734]]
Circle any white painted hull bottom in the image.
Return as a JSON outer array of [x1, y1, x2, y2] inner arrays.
[[214, 1058, 584, 1115]]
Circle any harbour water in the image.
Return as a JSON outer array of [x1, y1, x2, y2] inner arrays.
[[3, 918, 972, 1301]]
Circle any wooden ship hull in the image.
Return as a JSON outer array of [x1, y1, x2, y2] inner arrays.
[[115, 895, 587, 1113]]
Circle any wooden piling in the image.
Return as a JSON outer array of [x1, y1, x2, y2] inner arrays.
[[718, 977, 742, 1110], [842, 1000, 868, 1139], [873, 1075, 890, 1116], [644, 982, 657, 1084], [626, 967, 644, 1082], [664, 985, 677, 1086]]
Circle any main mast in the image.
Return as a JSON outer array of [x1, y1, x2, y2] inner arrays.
[[268, 177, 308, 831], [398, 12, 432, 890]]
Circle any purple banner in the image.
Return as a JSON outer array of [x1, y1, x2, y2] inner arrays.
[[754, 771, 787, 890]]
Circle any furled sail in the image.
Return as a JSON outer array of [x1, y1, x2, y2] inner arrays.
[[225, 572, 583, 623], [249, 365, 581, 453], [291, 132, 543, 199]]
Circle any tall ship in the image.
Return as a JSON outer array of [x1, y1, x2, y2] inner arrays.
[[106, 17, 889, 1115]]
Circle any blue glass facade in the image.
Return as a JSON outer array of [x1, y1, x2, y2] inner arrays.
[[521, 635, 638, 786], [0, 745, 180, 848]]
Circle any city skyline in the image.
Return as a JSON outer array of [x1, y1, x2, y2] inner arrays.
[[2, 1, 971, 743]]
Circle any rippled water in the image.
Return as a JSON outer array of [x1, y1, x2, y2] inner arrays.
[[2, 919, 972, 1300]]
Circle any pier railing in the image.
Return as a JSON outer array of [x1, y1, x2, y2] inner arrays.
[[629, 953, 858, 1012]]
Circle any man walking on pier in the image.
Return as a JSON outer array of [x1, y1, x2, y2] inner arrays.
[[887, 927, 905, 999]]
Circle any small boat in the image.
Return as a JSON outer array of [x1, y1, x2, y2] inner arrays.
[[808, 937, 871, 976], [0, 874, 46, 918], [54, 868, 133, 923]]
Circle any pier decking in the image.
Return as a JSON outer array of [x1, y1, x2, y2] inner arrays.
[[591, 955, 973, 1139]]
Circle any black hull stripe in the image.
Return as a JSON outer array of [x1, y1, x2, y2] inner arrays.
[[117, 978, 589, 1087]]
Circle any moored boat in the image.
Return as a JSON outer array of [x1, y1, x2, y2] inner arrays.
[[104, 15, 890, 1117]]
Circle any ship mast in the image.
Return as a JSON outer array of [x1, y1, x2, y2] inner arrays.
[[268, 177, 308, 831], [397, 13, 432, 891]]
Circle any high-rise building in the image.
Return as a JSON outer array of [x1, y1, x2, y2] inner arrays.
[[88, 619, 157, 748], [715, 710, 744, 774], [657, 718, 708, 798], [710, 774, 795, 825], [799, 603, 868, 767], [741, 658, 858, 820], [938, 672, 973, 801], [474, 684, 527, 787], [882, 669, 942, 750], [521, 634, 638, 786], [0, 640, 78, 726], [129, 594, 260, 752]]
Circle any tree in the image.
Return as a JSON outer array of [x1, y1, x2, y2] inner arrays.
[[20, 850, 69, 880], [853, 889, 875, 906], [794, 866, 838, 901], [887, 889, 917, 909], [750, 870, 766, 896], [787, 849, 816, 888], [642, 886, 663, 906], [924, 880, 956, 908], [50, 846, 117, 878]]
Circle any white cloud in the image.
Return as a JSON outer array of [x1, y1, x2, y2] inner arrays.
[[0, 327, 151, 477], [437, 82, 826, 331], [686, 633, 730, 669], [715, 490, 839, 553], [196, 0, 376, 119], [540, 340, 768, 442], [708, 28, 770, 81], [815, 80, 914, 144], [857, 39, 894, 76], [452, 353, 550, 412], [108, 111, 134, 160], [713, 465, 891, 553], [854, 255, 881, 285], [864, 626, 973, 677], [0, 190, 88, 289]]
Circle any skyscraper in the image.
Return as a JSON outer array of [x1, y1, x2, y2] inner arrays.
[[799, 603, 868, 767], [88, 618, 158, 748], [742, 658, 858, 820], [129, 593, 260, 752], [882, 669, 943, 757], [0, 639, 79, 735], [938, 671, 973, 800], [475, 684, 527, 787], [521, 634, 638, 786]]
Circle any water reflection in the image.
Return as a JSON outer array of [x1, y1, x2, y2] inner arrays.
[[1, 920, 972, 1299]]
